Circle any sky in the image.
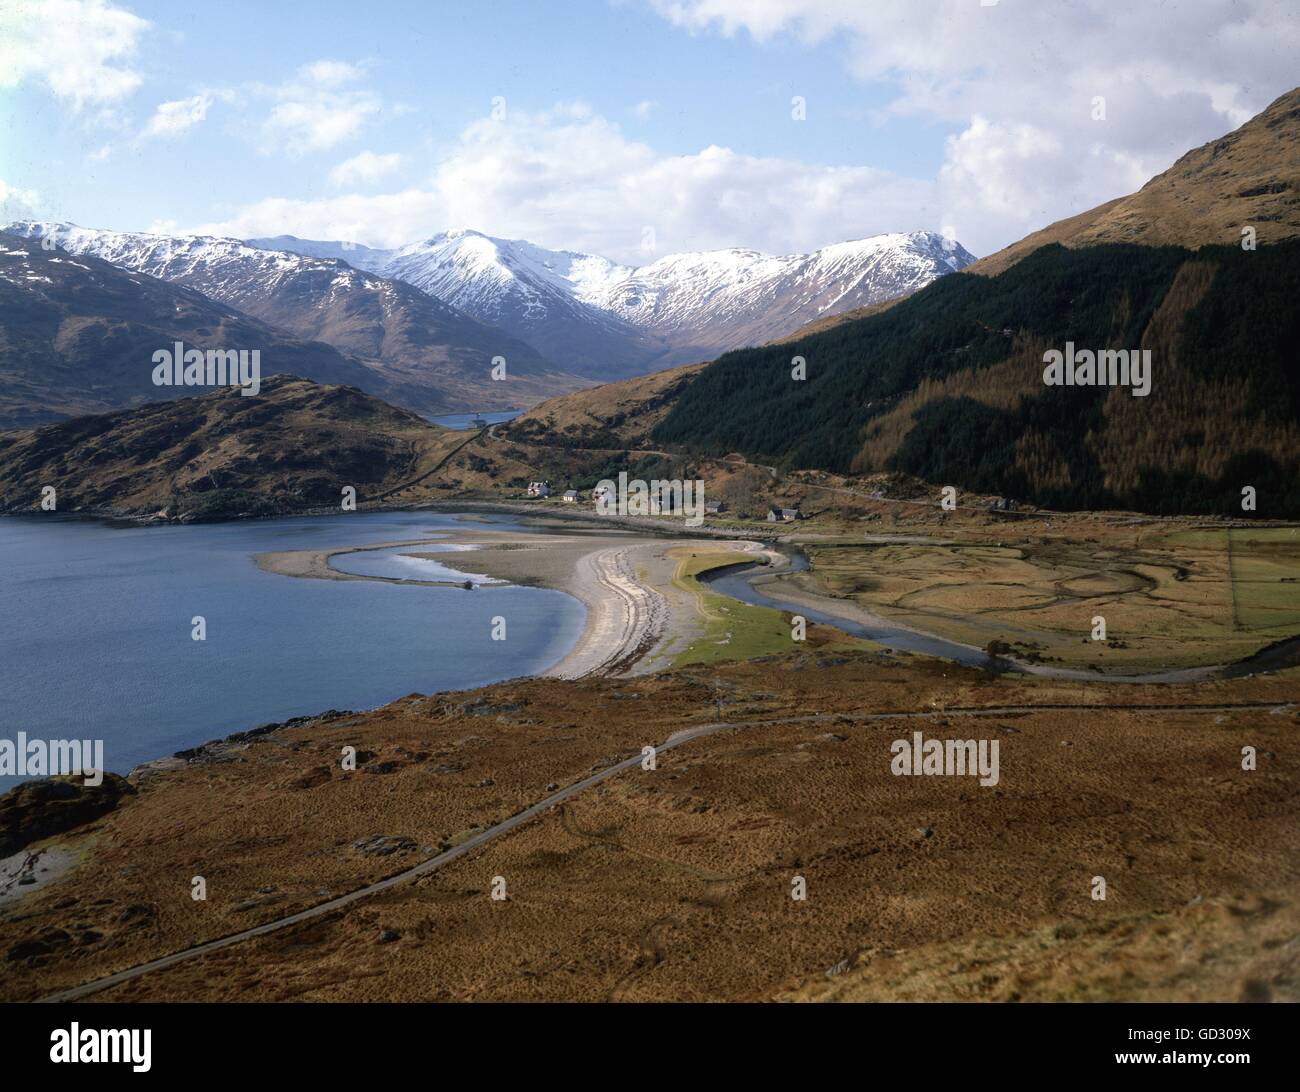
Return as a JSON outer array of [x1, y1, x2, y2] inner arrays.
[[1, 0, 1297, 264]]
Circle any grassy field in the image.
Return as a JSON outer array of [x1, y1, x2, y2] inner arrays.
[[667, 547, 875, 668], [802, 524, 1300, 674], [1169, 526, 1300, 632]]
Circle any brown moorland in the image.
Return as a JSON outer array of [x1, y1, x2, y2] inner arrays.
[[1, 653, 1295, 1003]]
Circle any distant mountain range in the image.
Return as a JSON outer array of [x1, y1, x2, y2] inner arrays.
[[0, 219, 972, 427], [252, 228, 975, 377], [0, 223, 583, 419], [5, 88, 1297, 520], [0, 236, 379, 428]]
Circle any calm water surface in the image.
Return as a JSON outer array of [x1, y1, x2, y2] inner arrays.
[[0, 511, 584, 786]]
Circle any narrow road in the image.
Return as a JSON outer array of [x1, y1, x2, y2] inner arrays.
[[373, 426, 488, 501], [37, 699, 1288, 1003]]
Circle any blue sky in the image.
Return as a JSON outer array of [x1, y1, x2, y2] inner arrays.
[[2, 1, 1297, 262]]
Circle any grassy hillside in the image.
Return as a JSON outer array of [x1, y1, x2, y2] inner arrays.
[[0, 375, 464, 520], [774, 85, 1300, 343], [972, 86, 1300, 276], [653, 240, 1300, 517], [503, 361, 705, 450]]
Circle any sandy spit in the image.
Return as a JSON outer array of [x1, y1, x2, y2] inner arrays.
[[255, 527, 764, 679]]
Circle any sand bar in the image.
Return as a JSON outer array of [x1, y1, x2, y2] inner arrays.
[[256, 525, 765, 679]]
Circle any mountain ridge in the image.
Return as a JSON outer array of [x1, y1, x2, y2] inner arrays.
[[969, 85, 1300, 276], [779, 85, 1300, 340], [1, 222, 587, 415], [251, 227, 976, 377], [0, 234, 387, 429]]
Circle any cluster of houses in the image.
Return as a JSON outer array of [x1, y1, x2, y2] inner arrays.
[[527, 481, 580, 502], [524, 480, 802, 521]]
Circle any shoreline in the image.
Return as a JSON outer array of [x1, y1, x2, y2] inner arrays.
[[255, 524, 769, 681], [0, 511, 771, 795], [3, 496, 787, 540], [5, 491, 1296, 537], [16, 508, 1295, 797]]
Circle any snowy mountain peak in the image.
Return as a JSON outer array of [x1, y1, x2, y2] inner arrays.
[[573, 230, 976, 342], [359, 227, 973, 375], [2, 220, 403, 304], [6, 218, 975, 382]]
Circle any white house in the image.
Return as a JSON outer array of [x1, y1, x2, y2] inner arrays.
[[526, 482, 550, 498], [767, 506, 802, 522]]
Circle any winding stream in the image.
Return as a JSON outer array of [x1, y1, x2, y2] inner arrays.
[[701, 548, 1300, 683]]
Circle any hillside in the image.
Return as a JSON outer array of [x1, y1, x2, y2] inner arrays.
[[653, 239, 1300, 517], [971, 86, 1300, 275], [502, 361, 706, 449], [3, 655, 1295, 1003], [0, 375, 461, 520], [0, 235, 382, 429], [2, 223, 584, 414], [775, 85, 1300, 342]]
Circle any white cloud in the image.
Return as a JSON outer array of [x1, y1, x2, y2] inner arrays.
[[631, 99, 659, 120], [328, 150, 403, 188], [0, 0, 148, 110], [646, 0, 1300, 252], [0, 179, 42, 220], [141, 94, 211, 139], [198, 102, 937, 262], [186, 3, 1300, 259], [259, 60, 381, 155], [300, 60, 365, 87]]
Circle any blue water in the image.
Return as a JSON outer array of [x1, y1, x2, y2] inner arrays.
[[425, 409, 521, 430], [0, 511, 584, 787]]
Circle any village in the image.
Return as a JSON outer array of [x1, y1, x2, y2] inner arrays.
[[522, 478, 804, 523]]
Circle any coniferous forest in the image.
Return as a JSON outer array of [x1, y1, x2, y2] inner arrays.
[[653, 241, 1300, 517]]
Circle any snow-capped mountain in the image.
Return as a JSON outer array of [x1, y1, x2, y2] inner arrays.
[[259, 230, 660, 380], [258, 228, 975, 376], [3, 221, 584, 414], [583, 232, 974, 358], [6, 219, 976, 400], [0, 232, 379, 428]]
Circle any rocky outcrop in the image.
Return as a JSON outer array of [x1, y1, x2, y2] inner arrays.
[[0, 774, 135, 856]]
